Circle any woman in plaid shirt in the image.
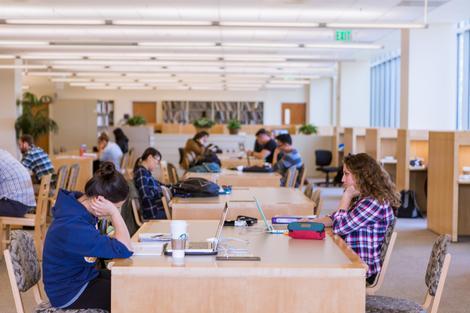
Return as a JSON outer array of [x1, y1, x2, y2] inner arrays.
[[315, 153, 399, 284]]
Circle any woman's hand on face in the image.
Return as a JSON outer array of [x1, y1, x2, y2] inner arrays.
[[90, 196, 119, 217], [344, 185, 360, 199]]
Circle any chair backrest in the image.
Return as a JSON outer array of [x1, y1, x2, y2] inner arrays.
[[160, 161, 170, 184], [66, 163, 80, 191], [366, 218, 397, 294], [284, 166, 298, 188], [423, 234, 452, 313], [161, 185, 172, 219], [167, 162, 180, 185], [128, 180, 144, 227], [34, 174, 51, 260], [53, 165, 69, 199], [183, 151, 197, 170], [127, 148, 135, 168], [315, 150, 333, 167], [120, 152, 129, 173], [178, 147, 185, 165], [296, 165, 306, 189], [310, 189, 322, 216], [304, 183, 314, 198], [4, 230, 43, 313]]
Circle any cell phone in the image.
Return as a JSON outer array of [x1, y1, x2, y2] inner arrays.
[[216, 256, 261, 261]]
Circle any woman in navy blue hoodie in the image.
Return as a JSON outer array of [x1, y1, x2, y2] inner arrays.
[[43, 162, 133, 311]]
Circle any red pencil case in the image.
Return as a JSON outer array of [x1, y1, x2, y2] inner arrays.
[[287, 222, 326, 240]]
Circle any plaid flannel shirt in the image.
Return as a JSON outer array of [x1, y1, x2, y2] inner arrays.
[[0, 149, 36, 207], [133, 166, 164, 220], [21, 145, 54, 182], [330, 196, 395, 277], [273, 149, 303, 186]]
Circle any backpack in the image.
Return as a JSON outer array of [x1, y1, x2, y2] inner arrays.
[[243, 165, 274, 173], [171, 177, 220, 198], [397, 190, 422, 218], [188, 162, 221, 173]]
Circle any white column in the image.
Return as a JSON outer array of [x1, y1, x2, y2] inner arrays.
[[400, 29, 410, 129], [0, 59, 22, 156]]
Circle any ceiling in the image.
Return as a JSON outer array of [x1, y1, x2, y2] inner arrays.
[[0, 0, 449, 91]]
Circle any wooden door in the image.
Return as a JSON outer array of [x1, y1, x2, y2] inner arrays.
[[281, 103, 306, 125], [133, 102, 156, 124]]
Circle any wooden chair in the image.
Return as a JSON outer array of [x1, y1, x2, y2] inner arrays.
[[4, 230, 107, 313], [160, 161, 170, 184], [128, 181, 145, 227], [366, 235, 451, 313], [367, 219, 397, 295], [311, 189, 323, 216], [65, 163, 80, 191], [167, 162, 180, 185], [296, 165, 306, 189], [49, 165, 68, 205], [0, 174, 51, 261], [120, 152, 129, 173], [304, 182, 314, 198], [284, 166, 298, 188], [161, 185, 172, 220]]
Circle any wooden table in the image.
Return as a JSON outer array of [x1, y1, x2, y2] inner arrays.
[[111, 220, 367, 313], [218, 153, 264, 168], [184, 169, 282, 187], [171, 187, 314, 220], [51, 155, 94, 192]]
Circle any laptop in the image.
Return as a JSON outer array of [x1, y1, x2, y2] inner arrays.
[[253, 197, 287, 234], [164, 202, 229, 255]]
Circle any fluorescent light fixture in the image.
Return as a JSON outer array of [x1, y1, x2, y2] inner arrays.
[[113, 20, 213, 26], [120, 86, 154, 90], [85, 86, 119, 90], [70, 82, 108, 87], [51, 78, 91, 83], [75, 72, 125, 77], [304, 43, 382, 49], [219, 21, 319, 28], [0, 55, 15, 59], [22, 55, 83, 60], [0, 65, 47, 69], [139, 79, 179, 83], [268, 79, 310, 84], [224, 55, 286, 62], [0, 41, 49, 46], [27, 72, 73, 77], [125, 73, 172, 77], [93, 78, 136, 83], [264, 84, 303, 89], [222, 42, 299, 48], [5, 19, 106, 25], [138, 42, 215, 47], [326, 23, 426, 29]]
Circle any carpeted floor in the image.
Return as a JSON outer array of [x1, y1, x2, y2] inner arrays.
[[1, 186, 468, 312]]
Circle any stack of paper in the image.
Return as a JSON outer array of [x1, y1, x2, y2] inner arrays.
[[132, 242, 165, 256]]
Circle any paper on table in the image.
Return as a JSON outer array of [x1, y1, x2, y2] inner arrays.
[[138, 233, 172, 242], [132, 242, 164, 256]]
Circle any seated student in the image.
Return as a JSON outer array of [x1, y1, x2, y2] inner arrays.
[[272, 134, 303, 186], [113, 127, 129, 154], [247, 128, 277, 164], [184, 131, 209, 159], [313, 153, 398, 284], [97, 132, 123, 171], [133, 148, 167, 220], [0, 149, 36, 217], [18, 134, 54, 184], [43, 162, 133, 311]]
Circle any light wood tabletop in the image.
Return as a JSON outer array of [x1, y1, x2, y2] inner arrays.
[[111, 220, 367, 313], [171, 187, 315, 220], [184, 169, 282, 187], [218, 152, 265, 168]]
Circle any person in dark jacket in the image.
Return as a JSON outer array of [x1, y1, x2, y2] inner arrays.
[[133, 147, 166, 219], [43, 162, 133, 311], [113, 127, 129, 154]]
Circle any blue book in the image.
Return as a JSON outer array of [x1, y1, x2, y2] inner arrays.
[[271, 215, 317, 224]]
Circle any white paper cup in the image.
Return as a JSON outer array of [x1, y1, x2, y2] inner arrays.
[[236, 165, 244, 172], [170, 220, 188, 240]]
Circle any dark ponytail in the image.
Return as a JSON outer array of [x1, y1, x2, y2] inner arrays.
[[85, 161, 129, 203], [133, 147, 162, 173]]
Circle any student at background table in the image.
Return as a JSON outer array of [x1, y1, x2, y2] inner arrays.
[[0, 149, 36, 217], [18, 134, 55, 184], [96, 132, 123, 171], [133, 147, 167, 219], [113, 127, 129, 154], [313, 153, 398, 284], [272, 133, 303, 186], [247, 128, 277, 164], [43, 162, 133, 311]]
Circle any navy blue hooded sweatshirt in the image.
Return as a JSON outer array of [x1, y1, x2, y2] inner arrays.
[[43, 190, 133, 308]]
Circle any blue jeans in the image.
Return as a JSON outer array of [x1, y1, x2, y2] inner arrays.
[[0, 198, 33, 217]]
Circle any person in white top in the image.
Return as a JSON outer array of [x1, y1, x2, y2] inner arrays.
[[97, 132, 123, 171]]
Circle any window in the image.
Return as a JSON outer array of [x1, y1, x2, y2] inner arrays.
[[457, 21, 470, 130], [370, 54, 401, 128]]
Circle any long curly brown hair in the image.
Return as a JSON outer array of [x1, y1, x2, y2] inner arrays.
[[344, 153, 401, 208]]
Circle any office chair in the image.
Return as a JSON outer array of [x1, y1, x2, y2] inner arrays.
[[315, 150, 340, 187]]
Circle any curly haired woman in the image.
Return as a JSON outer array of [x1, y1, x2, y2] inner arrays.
[[314, 153, 399, 284]]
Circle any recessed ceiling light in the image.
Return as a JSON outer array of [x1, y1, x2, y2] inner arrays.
[[113, 20, 213, 26]]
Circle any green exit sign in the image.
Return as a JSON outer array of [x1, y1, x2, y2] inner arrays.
[[335, 30, 352, 42]]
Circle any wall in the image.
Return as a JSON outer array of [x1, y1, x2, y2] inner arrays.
[[0, 61, 22, 156], [339, 61, 371, 128], [308, 78, 332, 126], [408, 24, 457, 130]]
